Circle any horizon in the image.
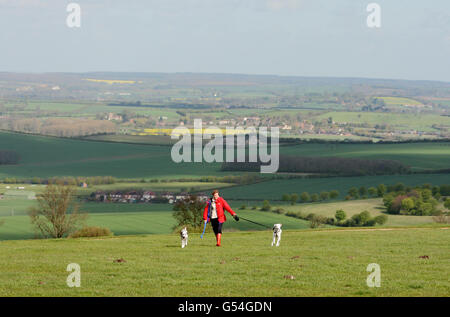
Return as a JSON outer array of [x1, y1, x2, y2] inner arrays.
[[1, 71, 449, 84]]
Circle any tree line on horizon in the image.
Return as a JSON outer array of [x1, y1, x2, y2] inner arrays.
[[222, 155, 410, 176]]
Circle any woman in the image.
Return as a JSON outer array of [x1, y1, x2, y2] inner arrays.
[[203, 189, 239, 246]]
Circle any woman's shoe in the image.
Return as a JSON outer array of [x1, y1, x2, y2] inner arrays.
[[216, 233, 222, 246]]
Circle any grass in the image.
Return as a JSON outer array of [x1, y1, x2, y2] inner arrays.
[[0, 227, 448, 296]]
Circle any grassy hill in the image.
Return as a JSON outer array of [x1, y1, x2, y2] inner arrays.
[[0, 227, 448, 296]]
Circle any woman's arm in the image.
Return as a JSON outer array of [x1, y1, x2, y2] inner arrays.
[[221, 198, 236, 216]]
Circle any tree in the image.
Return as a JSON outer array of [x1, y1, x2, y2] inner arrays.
[[421, 189, 433, 202], [320, 191, 330, 201], [444, 198, 450, 210], [374, 214, 388, 225], [309, 215, 327, 228], [300, 192, 310, 203], [401, 198, 415, 214], [377, 184, 386, 197], [432, 186, 440, 196], [348, 187, 358, 199], [359, 186, 368, 197], [335, 209, 346, 222], [368, 187, 377, 197], [282, 194, 291, 202], [261, 200, 272, 211], [394, 183, 405, 192], [172, 195, 205, 230], [290, 193, 299, 205], [311, 193, 319, 202], [29, 183, 87, 238], [351, 211, 371, 226], [330, 190, 339, 199]]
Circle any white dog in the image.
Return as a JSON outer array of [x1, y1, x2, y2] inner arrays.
[[180, 227, 188, 248], [272, 224, 282, 247]]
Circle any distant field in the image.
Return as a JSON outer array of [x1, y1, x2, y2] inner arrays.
[[220, 174, 450, 201], [377, 97, 422, 106], [0, 227, 448, 296], [0, 131, 231, 179], [316, 111, 450, 132], [281, 142, 450, 171], [1, 132, 449, 181]]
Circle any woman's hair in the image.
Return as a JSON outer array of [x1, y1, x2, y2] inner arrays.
[[211, 189, 219, 196]]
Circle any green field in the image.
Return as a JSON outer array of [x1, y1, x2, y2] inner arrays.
[[1, 131, 449, 181], [376, 97, 423, 106], [220, 174, 450, 201], [0, 227, 448, 296], [0, 131, 228, 179], [316, 112, 450, 132], [281, 142, 450, 171], [0, 208, 311, 240]]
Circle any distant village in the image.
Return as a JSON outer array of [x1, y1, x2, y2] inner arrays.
[[90, 190, 210, 204]]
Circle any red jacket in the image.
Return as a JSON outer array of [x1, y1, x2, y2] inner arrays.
[[203, 197, 236, 223]]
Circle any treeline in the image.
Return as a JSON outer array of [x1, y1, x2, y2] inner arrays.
[[145, 174, 264, 185], [1, 176, 116, 185], [0, 118, 117, 137], [281, 191, 340, 204], [221, 155, 410, 176], [108, 102, 213, 109], [0, 150, 20, 164], [242, 203, 387, 228], [278, 137, 450, 145]]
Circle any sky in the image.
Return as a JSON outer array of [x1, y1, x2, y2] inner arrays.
[[0, 0, 449, 82]]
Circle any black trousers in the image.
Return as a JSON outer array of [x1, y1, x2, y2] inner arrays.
[[210, 218, 223, 235]]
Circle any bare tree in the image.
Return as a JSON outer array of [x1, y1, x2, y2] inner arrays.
[[29, 183, 87, 238], [172, 195, 204, 231]]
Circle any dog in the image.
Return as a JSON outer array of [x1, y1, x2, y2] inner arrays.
[[271, 224, 282, 247], [180, 227, 188, 248]]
